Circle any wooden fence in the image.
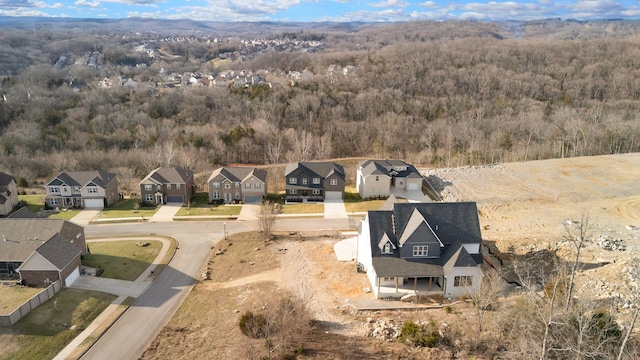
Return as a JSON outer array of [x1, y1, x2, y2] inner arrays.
[[0, 281, 62, 326]]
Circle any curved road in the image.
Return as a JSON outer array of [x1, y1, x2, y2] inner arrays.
[[80, 218, 353, 360]]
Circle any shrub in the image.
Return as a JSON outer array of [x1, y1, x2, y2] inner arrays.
[[401, 320, 441, 348], [238, 311, 269, 339]]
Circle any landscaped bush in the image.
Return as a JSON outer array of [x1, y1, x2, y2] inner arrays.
[[401, 320, 441, 348]]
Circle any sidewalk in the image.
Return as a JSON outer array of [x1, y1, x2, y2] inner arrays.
[[55, 237, 171, 360]]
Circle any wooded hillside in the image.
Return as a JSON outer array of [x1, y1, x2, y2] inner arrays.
[[1, 19, 639, 188]]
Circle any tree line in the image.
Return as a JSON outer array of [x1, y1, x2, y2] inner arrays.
[[1, 20, 640, 187]]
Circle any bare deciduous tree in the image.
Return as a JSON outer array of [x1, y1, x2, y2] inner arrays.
[[256, 201, 276, 242]]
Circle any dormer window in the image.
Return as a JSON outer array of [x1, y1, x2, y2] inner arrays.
[[383, 243, 392, 254], [413, 245, 428, 257]]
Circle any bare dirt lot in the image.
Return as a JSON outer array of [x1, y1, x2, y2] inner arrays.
[[143, 153, 640, 359]]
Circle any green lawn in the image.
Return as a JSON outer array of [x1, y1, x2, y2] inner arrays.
[[0, 286, 42, 316], [18, 194, 45, 213], [176, 193, 241, 216], [344, 200, 386, 213], [82, 240, 162, 281], [48, 209, 82, 220], [98, 199, 158, 219], [0, 289, 116, 360], [280, 203, 324, 214]]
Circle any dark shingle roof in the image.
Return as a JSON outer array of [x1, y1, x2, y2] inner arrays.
[[47, 170, 116, 189], [208, 167, 267, 183], [0, 171, 15, 187], [285, 162, 345, 179], [36, 233, 81, 270], [366, 202, 482, 277], [0, 219, 70, 261], [141, 167, 193, 185]]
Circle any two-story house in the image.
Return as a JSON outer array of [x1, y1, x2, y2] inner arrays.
[[45, 171, 118, 210], [0, 171, 19, 216], [356, 159, 425, 200], [139, 167, 194, 206], [207, 167, 268, 204], [284, 162, 345, 202], [356, 202, 484, 299]]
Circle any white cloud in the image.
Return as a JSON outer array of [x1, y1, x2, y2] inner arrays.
[[75, 0, 100, 8], [418, 1, 438, 9], [368, 0, 409, 8], [460, 1, 550, 20]]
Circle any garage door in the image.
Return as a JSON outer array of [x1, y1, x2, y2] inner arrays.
[[166, 195, 184, 203], [325, 191, 343, 200], [407, 182, 420, 191], [64, 266, 80, 286], [84, 198, 104, 209]]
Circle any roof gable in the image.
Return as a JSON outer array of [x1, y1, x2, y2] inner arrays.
[[397, 208, 444, 248]]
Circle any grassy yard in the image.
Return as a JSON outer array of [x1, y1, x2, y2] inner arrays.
[[0, 289, 116, 360], [280, 203, 324, 214], [176, 193, 241, 216], [98, 199, 158, 219], [0, 286, 42, 316], [344, 200, 386, 213], [82, 240, 163, 281], [18, 194, 81, 219]]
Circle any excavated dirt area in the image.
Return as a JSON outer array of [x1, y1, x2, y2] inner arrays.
[[423, 153, 640, 304]]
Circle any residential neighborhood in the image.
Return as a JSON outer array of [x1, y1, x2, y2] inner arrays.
[[207, 166, 267, 204], [284, 161, 346, 202], [44, 170, 119, 210], [0, 171, 18, 216], [139, 167, 195, 206]]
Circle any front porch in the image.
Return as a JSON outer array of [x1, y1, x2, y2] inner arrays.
[[375, 276, 443, 299]]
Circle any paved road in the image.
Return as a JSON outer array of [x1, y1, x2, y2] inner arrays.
[[79, 218, 354, 360]]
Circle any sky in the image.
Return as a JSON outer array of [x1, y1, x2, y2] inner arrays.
[[1, 0, 640, 22]]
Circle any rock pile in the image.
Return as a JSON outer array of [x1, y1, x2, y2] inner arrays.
[[596, 235, 626, 251], [363, 318, 401, 341]]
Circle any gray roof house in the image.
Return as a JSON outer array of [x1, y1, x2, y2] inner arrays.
[[356, 202, 484, 299], [45, 170, 119, 210], [285, 162, 345, 202], [139, 167, 195, 206], [0, 171, 19, 216], [207, 167, 268, 204], [0, 218, 87, 287], [356, 159, 426, 200]]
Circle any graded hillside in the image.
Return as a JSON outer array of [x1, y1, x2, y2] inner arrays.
[[424, 153, 640, 301]]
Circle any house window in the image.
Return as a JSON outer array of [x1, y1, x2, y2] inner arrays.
[[176, 184, 181, 189], [383, 277, 395, 281], [330, 179, 338, 186], [88, 187, 97, 194], [212, 182, 221, 188], [157, 185, 162, 191], [302, 178, 308, 185], [245, 183, 251, 189], [454, 276, 473, 287], [289, 178, 297, 184], [289, 189, 297, 194], [49, 187, 60, 193], [50, 198, 58, 205], [62, 186, 69, 192], [412, 245, 428, 257], [145, 194, 154, 202], [212, 192, 220, 199], [167, 184, 172, 189], [235, 182, 240, 188], [312, 178, 320, 184], [144, 185, 152, 191], [74, 186, 81, 193], [312, 189, 320, 195], [224, 183, 231, 189], [383, 243, 392, 254], [255, 183, 261, 189], [235, 191, 240, 199]]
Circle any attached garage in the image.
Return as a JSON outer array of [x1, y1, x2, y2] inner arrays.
[[64, 266, 80, 286], [325, 191, 343, 200], [84, 198, 104, 209], [166, 195, 184, 203], [407, 182, 420, 191]]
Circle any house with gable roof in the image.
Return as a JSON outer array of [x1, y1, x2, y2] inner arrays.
[[207, 167, 267, 204], [285, 162, 345, 202], [356, 202, 484, 299], [45, 170, 118, 209], [0, 218, 87, 287], [356, 159, 425, 200], [139, 167, 194, 206], [0, 171, 19, 216]]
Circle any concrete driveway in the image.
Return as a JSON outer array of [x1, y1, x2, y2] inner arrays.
[[324, 199, 348, 219], [149, 203, 182, 222], [70, 210, 101, 225], [238, 204, 260, 221]]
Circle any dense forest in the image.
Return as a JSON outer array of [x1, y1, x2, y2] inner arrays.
[[1, 19, 640, 191]]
